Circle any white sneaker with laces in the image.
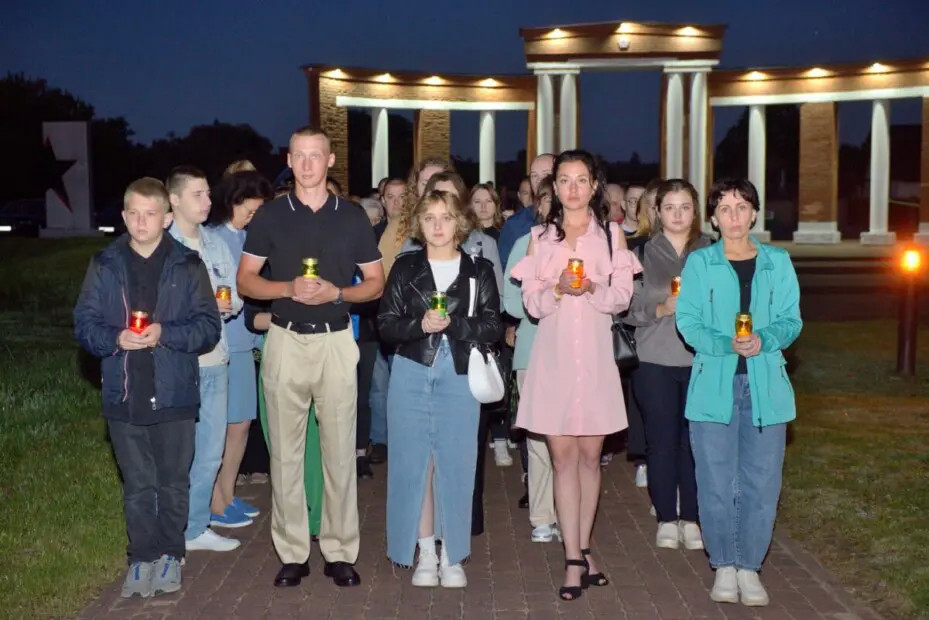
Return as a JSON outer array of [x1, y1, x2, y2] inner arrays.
[[656, 522, 680, 549], [439, 545, 467, 588], [710, 566, 739, 604], [185, 529, 240, 552], [531, 523, 560, 542], [736, 569, 770, 606], [493, 440, 513, 467], [634, 464, 648, 487], [679, 521, 704, 550], [411, 546, 439, 587]]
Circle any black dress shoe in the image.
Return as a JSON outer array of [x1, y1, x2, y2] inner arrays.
[[368, 443, 387, 464], [356, 455, 374, 479], [518, 491, 529, 509], [323, 561, 361, 587], [273, 562, 310, 587]]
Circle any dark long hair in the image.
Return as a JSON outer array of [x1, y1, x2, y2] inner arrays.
[[207, 170, 273, 226], [541, 150, 609, 241], [653, 178, 704, 252]]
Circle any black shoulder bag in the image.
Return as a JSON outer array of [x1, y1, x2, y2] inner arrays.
[[604, 224, 640, 371]]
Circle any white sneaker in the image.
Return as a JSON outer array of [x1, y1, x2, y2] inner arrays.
[[656, 522, 680, 549], [710, 566, 739, 604], [679, 521, 704, 550], [493, 440, 513, 467], [634, 464, 648, 488], [185, 529, 241, 552], [737, 569, 770, 606], [411, 546, 439, 587], [439, 546, 467, 588], [530, 523, 562, 543]]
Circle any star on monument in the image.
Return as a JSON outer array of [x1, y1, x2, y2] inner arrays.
[[39, 138, 77, 212]]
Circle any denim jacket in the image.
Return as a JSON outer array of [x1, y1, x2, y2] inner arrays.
[[168, 223, 241, 363], [675, 238, 802, 427], [211, 223, 261, 353]]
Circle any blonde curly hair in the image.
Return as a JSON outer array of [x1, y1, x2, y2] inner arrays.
[[395, 157, 454, 245]]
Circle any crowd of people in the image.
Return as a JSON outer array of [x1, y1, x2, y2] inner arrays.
[[73, 123, 802, 608]]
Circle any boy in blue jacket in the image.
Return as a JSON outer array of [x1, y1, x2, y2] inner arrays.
[[74, 178, 222, 598]]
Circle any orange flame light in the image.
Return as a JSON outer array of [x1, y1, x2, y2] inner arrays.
[[901, 249, 922, 274]]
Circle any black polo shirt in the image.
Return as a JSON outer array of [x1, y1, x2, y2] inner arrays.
[[242, 191, 381, 324]]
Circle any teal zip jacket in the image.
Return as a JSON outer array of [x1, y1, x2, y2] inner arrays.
[[675, 237, 802, 427]]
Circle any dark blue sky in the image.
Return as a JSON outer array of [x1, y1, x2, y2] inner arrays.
[[3, 0, 928, 162]]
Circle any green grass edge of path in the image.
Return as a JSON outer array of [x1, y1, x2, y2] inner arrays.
[[1, 237, 928, 619]]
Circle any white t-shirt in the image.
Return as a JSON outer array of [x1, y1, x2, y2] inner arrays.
[[429, 258, 460, 293]]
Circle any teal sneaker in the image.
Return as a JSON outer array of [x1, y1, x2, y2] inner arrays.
[[210, 503, 252, 528], [232, 496, 260, 517], [121, 561, 154, 598], [151, 555, 182, 595]]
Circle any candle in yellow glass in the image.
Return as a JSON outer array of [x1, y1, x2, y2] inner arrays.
[[567, 258, 584, 289]]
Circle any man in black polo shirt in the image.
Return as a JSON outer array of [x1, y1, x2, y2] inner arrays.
[[238, 126, 384, 589]]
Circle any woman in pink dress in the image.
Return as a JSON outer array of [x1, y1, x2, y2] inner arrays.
[[511, 150, 641, 601]]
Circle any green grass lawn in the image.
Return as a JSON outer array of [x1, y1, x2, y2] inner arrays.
[[0, 237, 927, 618]]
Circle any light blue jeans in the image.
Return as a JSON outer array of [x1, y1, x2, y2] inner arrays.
[[386, 342, 479, 567], [368, 349, 390, 445], [690, 374, 787, 571], [186, 363, 229, 540]]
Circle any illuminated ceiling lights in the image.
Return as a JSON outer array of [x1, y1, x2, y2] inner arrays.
[[374, 73, 395, 83], [424, 75, 444, 85], [745, 71, 768, 81], [867, 62, 890, 73], [479, 78, 501, 88], [546, 28, 568, 39], [616, 22, 634, 33], [677, 26, 701, 36], [806, 67, 830, 78], [325, 68, 346, 78]]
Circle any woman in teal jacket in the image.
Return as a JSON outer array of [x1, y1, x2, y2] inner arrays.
[[675, 178, 801, 608]]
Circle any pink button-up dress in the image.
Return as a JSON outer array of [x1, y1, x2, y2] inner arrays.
[[510, 219, 642, 436]]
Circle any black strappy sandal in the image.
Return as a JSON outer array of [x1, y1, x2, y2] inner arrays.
[[559, 559, 589, 601], [581, 548, 609, 587]]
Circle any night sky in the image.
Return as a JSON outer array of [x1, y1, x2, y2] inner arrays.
[[3, 0, 928, 163]]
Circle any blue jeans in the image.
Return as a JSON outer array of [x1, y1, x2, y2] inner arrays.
[[386, 342, 479, 567], [369, 348, 390, 445], [186, 363, 229, 540], [690, 374, 786, 571]]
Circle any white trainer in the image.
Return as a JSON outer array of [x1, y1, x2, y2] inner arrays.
[[439, 545, 467, 588], [185, 529, 240, 552], [411, 546, 439, 587], [656, 522, 680, 549], [531, 523, 562, 543], [737, 569, 770, 606], [679, 521, 704, 550], [493, 440, 513, 467], [710, 566, 739, 604], [634, 464, 648, 488]]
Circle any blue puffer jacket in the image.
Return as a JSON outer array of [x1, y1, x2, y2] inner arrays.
[[73, 234, 222, 411]]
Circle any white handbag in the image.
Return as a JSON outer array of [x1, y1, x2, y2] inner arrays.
[[466, 271, 505, 404]]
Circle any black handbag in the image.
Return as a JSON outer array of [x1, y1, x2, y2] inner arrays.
[[604, 224, 640, 371]]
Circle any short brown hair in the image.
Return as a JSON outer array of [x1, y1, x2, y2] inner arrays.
[[290, 125, 331, 151], [410, 190, 473, 247], [224, 159, 256, 175], [165, 165, 207, 197], [124, 177, 169, 212]]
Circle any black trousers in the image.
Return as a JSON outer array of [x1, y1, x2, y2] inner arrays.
[[624, 372, 647, 463], [356, 340, 379, 451], [632, 362, 698, 523], [108, 418, 195, 563], [239, 360, 269, 475], [472, 406, 493, 536]]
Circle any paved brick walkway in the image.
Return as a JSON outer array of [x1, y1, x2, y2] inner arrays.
[[80, 451, 880, 619]]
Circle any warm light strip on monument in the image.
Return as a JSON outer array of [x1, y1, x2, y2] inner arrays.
[[325, 68, 347, 78], [867, 62, 891, 73], [424, 76, 444, 85], [479, 78, 501, 88], [745, 71, 768, 81], [676, 26, 701, 36], [806, 67, 830, 78], [546, 28, 568, 39], [616, 22, 634, 33], [374, 73, 395, 83]]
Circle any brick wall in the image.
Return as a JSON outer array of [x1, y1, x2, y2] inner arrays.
[[413, 110, 450, 163], [798, 102, 838, 223], [921, 97, 929, 225]]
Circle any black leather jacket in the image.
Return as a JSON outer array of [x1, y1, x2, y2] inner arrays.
[[377, 250, 502, 374]]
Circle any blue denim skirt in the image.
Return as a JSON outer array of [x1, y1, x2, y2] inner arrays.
[[386, 341, 479, 567]]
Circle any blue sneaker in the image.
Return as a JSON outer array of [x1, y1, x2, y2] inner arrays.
[[232, 496, 260, 518], [210, 503, 253, 528]]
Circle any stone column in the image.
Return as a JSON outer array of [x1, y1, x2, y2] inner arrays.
[[558, 72, 578, 151], [917, 97, 929, 244], [688, 70, 709, 231], [861, 100, 895, 245], [479, 111, 496, 185], [413, 110, 450, 164], [536, 74, 554, 156], [748, 105, 771, 242], [793, 102, 841, 244], [664, 71, 685, 179], [371, 108, 389, 189]]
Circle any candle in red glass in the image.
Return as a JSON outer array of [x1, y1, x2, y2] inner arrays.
[[130, 311, 150, 334]]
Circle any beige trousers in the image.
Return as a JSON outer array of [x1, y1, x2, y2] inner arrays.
[[262, 324, 360, 564], [518, 370, 556, 527]]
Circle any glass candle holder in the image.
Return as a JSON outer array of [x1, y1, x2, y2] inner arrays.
[[302, 257, 319, 279], [670, 276, 681, 296], [430, 291, 448, 319], [735, 312, 753, 338], [130, 310, 150, 334], [567, 258, 584, 289], [216, 285, 232, 301]]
